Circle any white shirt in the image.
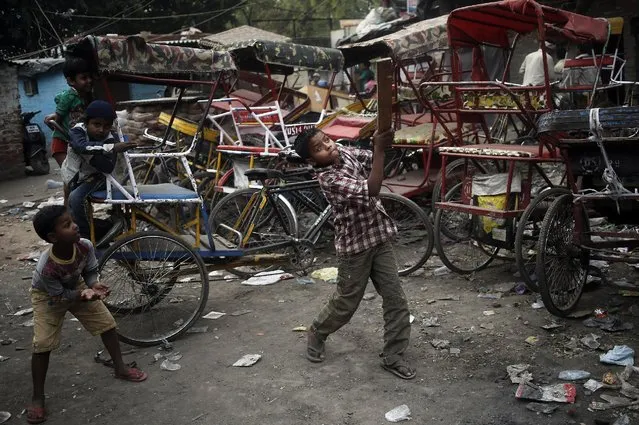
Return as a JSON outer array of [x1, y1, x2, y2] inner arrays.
[[519, 49, 556, 86]]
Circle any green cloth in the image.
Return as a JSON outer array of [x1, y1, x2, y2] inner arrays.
[[312, 241, 410, 365], [359, 69, 374, 92], [52, 88, 87, 140]]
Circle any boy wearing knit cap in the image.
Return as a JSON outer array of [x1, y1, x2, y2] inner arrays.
[[62, 100, 137, 239]]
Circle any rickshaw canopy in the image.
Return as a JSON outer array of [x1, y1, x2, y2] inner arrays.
[[227, 39, 345, 73], [67, 35, 236, 79], [339, 15, 449, 67], [447, 0, 609, 48]]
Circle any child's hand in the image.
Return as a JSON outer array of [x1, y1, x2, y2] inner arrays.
[[113, 143, 138, 153], [372, 129, 394, 149], [80, 288, 98, 301], [92, 283, 111, 299]]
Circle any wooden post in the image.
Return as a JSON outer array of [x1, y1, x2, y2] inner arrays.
[[376, 58, 393, 132]]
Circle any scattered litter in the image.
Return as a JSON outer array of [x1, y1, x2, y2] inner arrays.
[[166, 353, 182, 362], [178, 276, 194, 283], [153, 353, 164, 362], [362, 293, 377, 301], [46, 179, 64, 189], [292, 326, 307, 332], [613, 279, 639, 289], [438, 295, 460, 301], [223, 275, 236, 281], [600, 345, 634, 366], [186, 326, 208, 334], [583, 315, 633, 332], [229, 309, 252, 317], [514, 283, 528, 295], [531, 300, 544, 309], [22, 319, 34, 327], [0, 338, 16, 346], [584, 379, 604, 392], [619, 290, 639, 297], [603, 372, 619, 386], [232, 354, 261, 367], [426, 299, 436, 304], [432, 266, 450, 276], [0, 412, 10, 424], [17, 252, 40, 262], [507, 364, 533, 384], [208, 270, 224, 277], [385, 404, 411, 422], [558, 370, 591, 381], [483, 310, 495, 316], [13, 308, 33, 316], [430, 339, 450, 349], [173, 319, 184, 328], [590, 260, 610, 270], [422, 317, 440, 327], [0, 355, 10, 362], [581, 333, 601, 350], [160, 359, 181, 371], [22, 201, 36, 208], [613, 414, 631, 425], [310, 267, 338, 283], [478, 293, 502, 300], [7, 207, 21, 215], [241, 270, 287, 286], [525, 336, 539, 346], [541, 322, 563, 331], [169, 297, 184, 304], [0, 199, 7, 204], [449, 348, 461, 355], [295, 277, 314, 285], [526, 402, 557, 415], [515, 382, 577, 403], [480, 323, 495, 330], [409, 314, 415, 324], [590, 394, 638, 411], [202, 311, 226, 320]]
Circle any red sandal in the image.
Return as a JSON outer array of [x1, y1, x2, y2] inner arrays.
[[114, 367, 148, 382], [26, 406, 47, 424]]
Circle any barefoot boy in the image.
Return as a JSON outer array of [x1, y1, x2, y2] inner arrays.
[[293, 128, 415, 379], [27, 205, 147, 424]]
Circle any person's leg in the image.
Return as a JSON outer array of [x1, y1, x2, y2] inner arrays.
[[369, 242, 414, 378], [308, 248, 373, 361], [70, 297, 146, 382], [67, 179, 103, 238], [28, 289, 67, 423]]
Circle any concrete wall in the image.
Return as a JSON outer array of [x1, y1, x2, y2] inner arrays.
[[0, 63, 25, 181], [18, 71, 67, 143]]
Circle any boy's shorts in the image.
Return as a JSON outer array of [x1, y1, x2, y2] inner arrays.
[[31, 286, 117, 353], [51, 138, 68, 155]]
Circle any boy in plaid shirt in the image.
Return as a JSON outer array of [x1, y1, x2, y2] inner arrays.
[[294, 128, 415, 379]]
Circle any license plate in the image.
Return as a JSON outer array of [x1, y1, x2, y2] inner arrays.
[[26, 125, 39, 133]]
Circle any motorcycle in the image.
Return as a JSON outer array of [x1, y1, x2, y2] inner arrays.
[[22, 110, 50, 175]]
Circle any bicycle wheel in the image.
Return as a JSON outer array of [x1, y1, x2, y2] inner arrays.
[[514, 187, 570, 292], [207, 188, 297, 278], [536, 194, 589, 317], [379, 193, 434, 276], [431, 158, 499, 212], [434, 183, 499, 274], [98, 231, 209, 346]]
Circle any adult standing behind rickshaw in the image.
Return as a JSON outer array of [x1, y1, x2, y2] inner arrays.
[[519, 41, 557, 85]]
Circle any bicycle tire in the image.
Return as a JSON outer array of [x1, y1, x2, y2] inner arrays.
[[98, 231, 209, 346], [379, 193, 434, 276], [514, 187, 570, 292], [207, 187, 298, 278]]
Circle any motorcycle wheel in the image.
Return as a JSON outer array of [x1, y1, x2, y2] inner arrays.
[[31, 151, 50, 175]]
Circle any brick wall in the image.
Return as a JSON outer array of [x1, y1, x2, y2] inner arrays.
[[0, 62, 24, 181]]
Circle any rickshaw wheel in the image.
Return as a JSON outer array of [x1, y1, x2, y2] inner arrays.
[[434, 183, 499, 274], [98, 231, 209, 346], [207, 188, 298, 278], [536, 194, 589, 317], [514, 187, 570, 292], [431, 158, 499, 212], [379, 193, 434, 276]]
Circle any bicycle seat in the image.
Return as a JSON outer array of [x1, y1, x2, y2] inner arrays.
[[244, 168, 284, 182]]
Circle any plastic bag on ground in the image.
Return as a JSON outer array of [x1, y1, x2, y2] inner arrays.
[[600, 345, 635, 366], [385, 404, 411, 422]]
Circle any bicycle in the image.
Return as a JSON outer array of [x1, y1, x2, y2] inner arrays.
[[207, 167, 434, 278]]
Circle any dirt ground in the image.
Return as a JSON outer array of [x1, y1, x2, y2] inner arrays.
[[1, 203, 639, 425]]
